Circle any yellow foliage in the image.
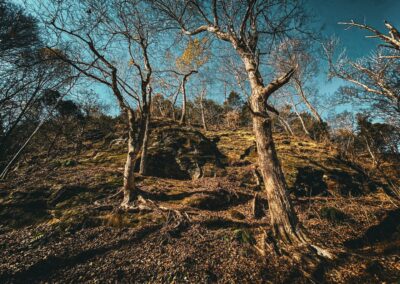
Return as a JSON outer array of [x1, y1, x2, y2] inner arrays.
[[176, 37, 209, 71]]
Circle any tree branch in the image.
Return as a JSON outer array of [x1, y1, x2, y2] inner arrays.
[[263, 68, 295, 99]]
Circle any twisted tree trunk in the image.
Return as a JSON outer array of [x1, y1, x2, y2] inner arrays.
[[240, 51, 305, 243]]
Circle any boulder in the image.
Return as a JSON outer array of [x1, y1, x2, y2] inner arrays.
[[0, 187, 51, 228], [291, 166, 328, 196], [141, 126, 225, 180]]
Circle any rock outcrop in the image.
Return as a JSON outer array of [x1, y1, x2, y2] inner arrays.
[[140, 125, 225, 180]]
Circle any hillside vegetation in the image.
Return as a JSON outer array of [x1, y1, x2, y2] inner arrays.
[[1, 121, 399, 283]]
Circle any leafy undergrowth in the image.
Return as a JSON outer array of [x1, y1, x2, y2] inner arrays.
[[0, 123, 399, 283]]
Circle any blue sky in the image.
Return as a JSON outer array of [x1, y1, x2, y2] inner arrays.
[[305, 0, 400, 117], [13, 0, 399, 116], [309, 0, 400, 58]]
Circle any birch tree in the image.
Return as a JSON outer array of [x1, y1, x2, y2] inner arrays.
[[175, 38, 209, 124]]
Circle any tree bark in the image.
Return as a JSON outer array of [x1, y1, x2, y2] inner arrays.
[[121, 109, 137, 207], [290, 99, 311, 137], [180, 77, 188, 125], [139, 110, 150, 175], [251, 95, 303, 242], [200, 91, 208, 131], [179, 70, 197, 125], [294, 80, 323, 124], [240, 52, 305, 243]]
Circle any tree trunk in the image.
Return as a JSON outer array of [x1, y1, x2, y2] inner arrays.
[[240, 52, 305, 243], [172, 104, 176, 121], [0, 121, 43, 179], [251, 94, 303, 243], [364, 136, 379, 168], [180, 78, 187, 125], [291, 100, 311, 137], [200, 93, 208, 131], [139, 111, 150, 175], [294, 80, 323, 124], [179, 71, 197, 125], [171, 82, 181, 121], [278, 116, 294, 136], [121, 109, 137, 207], [0, 91, 65, 179]]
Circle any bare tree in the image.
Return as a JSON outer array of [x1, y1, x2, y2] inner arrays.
[[179, 70, 198, 124], [325, 39, 399, 127], [40, 0, 158, 207], [0, 83, 78, 179], [289, 97, 311, 137], [152, 0, 333, 256], [339, 20, 400, 57], [325, 21, 400, 127], [175, 38, 209, 124], [0, 1, 73, 171], [139, 90, 151, 176], [272, 40, 325, 132]]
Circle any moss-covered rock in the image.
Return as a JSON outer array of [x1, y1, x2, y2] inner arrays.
[[142, 126, 225, 180], [0, 187, 51, 228]]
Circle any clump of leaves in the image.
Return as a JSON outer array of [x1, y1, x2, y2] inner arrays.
[[176, 37, 209, 72], [320, 206, 348, 223], [233, 229, 256, 244]]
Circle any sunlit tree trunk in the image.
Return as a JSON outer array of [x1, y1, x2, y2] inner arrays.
[[278, 116, 294, 136], [294, 81, 323, 124], [180, 80, 187, 125], [121, 109, 137, 207], [180, 70, 197, 125], [240, 52, 304, 243], [290, 99, 311, 137]]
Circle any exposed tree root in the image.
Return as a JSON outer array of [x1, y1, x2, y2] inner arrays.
[[259, 227, 336, 282]]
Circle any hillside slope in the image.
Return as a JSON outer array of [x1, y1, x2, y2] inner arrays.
[[0, 122, 399, 283]]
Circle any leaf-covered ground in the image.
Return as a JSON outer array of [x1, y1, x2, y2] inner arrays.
[[0, 124, 399, 283]]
